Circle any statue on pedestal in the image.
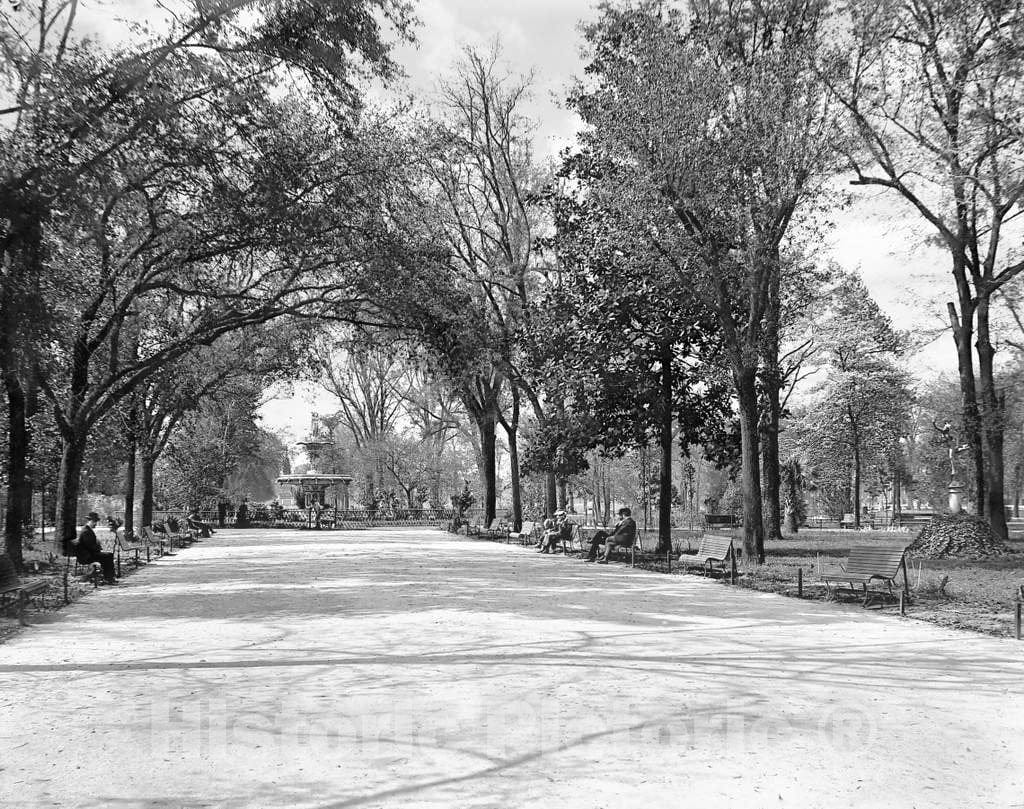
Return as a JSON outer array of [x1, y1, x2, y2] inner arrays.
[[934, 420, 970, 514]]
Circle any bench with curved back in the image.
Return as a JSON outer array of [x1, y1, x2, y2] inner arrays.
[[0, 554, 49, 625], [507, 520, 536, 545], [821, 545, 910, 607], [484, 519, 509, 540], [58, 545, 100, 604], [141, 526, 170, 556], [113, 528, 153, 574], [556, 522, 581, 554], [679, 534, 735, 577]]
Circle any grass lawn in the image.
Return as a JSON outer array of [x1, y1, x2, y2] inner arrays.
[[664, 528, 1024, 639]]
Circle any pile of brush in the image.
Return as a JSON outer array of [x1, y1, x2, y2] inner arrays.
[[908, 513, 1009, 559]]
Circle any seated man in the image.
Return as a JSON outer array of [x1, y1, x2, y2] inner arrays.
[[584, 507, 637, 563], [538, 511, 569, 554], [186, 511, 214, 538], [534, 514, 555, 549], [70, 511, 117, 584]]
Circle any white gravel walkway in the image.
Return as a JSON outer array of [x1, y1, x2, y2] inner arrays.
[[0, 527, 1022, 809]]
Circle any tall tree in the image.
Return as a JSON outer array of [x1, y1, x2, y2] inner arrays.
[[316, 334, 410, 501], [530, 150, 732, 552], [0, 0, 412, 561], [834, 0, 1024, 540], [795, 274, 912, 525], [0, 0, 413, 558], [427, 43, 551, 528], [568, 0, 842, 561]]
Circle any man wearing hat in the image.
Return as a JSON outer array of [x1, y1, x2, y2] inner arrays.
[[538, 510, 571, 554], [73, 512, 117, 584], [584, 507, 637, 563]]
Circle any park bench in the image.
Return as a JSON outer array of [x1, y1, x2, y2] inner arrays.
[[0, 554, 49, 625], [162, 520, 195, 548], [468, 520, 499, 536], [141, 526, 171, 556], [584, 526, 643, 565], [556, 522, 581, 554], [507, 520, 536, 545], [821, 545, 910, 607], [113, 529, 152, 575], [703, 514, 740, 529], [484, 519, 509, 540], [678, 534, 736, 577], [58, 547, 101, 605]]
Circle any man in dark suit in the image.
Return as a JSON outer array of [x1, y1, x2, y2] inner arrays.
[[585, 507, 637, 563], [73, 511, 117, 584]]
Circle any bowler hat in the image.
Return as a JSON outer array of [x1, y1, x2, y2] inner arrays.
[[86, 511, 101, 522]]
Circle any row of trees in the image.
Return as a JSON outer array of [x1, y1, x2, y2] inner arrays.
[[362, 0, 1024, 563], [0, 0, 416, 567], [3, 0, 1023, 571]]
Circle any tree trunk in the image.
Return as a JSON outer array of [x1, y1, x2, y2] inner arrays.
[[503, 420, 522, 532], [3, 373, 31, 570], [123, 427, 137, 539], [736, 367, 765, 563], [976, 299, 1008, 540], [140, 456, 155, 528], [783, 471, 799, 534], [1013, 463, 1020, 519], [949, 299, 985, 507], [602, 467, 611, 525], [479, 414, 497, 526], [852, 432, 862, 529], [761, 266, 783, 541], [55, 434, 88, 551], [545, 472, 557, 519], [657, 342, 673, 553], [893, 469, 902, 525]]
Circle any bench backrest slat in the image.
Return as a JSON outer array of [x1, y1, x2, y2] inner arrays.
[[698, 534, 734, 559], [844, 546, 907, 578]]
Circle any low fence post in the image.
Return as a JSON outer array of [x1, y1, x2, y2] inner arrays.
[[1016, 586, 1023, 640], [797, 567, 802, 598]]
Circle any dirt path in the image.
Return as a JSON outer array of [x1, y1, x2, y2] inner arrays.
[[1, 528, 1022, 809]]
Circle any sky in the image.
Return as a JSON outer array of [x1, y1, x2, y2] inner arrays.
[[70, 1, 959, 440]]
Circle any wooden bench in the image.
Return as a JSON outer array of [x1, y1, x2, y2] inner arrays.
[[54, 548, 100, 605], [679, 534, 735, 577], [507, 520, 536, 545], [556, 522, 581, 554], [487, 519, 510, 540], [0, 555, 49, 625], [142, 526, 171, 556], [480, 518, 508, 540], [703, 514, 740, 529], [821, 545, 910, 607], [162, 520, 196, 548], [113, 529, 153, 574]]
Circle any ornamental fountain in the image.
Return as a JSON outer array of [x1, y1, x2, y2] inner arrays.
[[276, 414, 353, 529]]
